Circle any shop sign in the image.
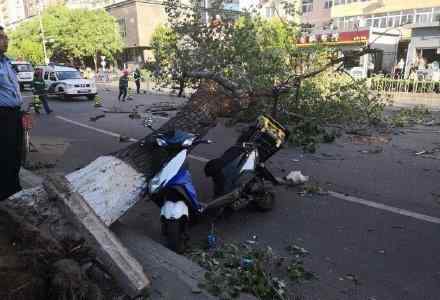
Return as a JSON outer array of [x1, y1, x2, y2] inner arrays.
[[298, 30, 369, 44]]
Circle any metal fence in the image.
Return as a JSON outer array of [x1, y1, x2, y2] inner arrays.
[[370, 76, 440, 94]]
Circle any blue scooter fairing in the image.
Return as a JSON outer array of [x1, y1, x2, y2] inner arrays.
[[165, 167, 203, 212]]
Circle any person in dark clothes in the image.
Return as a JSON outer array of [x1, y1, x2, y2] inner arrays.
[[32, 69, 52, 114], [134, 67, 141, 94], [118, 70, 129, 102], [0, 26, 24, 200]]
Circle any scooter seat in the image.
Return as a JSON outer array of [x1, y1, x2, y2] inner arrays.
[[204, 145, 244, 177]]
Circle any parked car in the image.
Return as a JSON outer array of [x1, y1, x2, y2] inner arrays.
[[34, 64, 97, 100], [11, 60, 34, 91]]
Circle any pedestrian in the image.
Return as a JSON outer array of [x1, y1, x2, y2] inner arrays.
[[118, 70, 129, 102], [0, 26, 24, 200], [32, 69, 52, 114], [134, 67, 141, 94]]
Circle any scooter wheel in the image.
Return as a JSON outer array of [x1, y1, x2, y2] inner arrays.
[[254, 191, 275, 212], [166, 218, 186, 253]]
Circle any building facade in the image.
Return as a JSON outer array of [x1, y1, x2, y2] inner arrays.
[[0, 0, 26, 27], [106, 0, 170, 68], [65, 0, 124, 9], [301, 0, 332, 28], [331, 0, 440, 32], [22, 0, 64, 18], [296, 0, 440, 77]]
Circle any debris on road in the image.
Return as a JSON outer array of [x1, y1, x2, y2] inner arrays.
[[285, 171, 309, 185], [119, 135, 130, 143], [391, 225, 405, 230], [358, 147, 383, 154], [432, 193, 440, 205], [145, 102, 179, 112], [299, 182, 328, 196], [128, 110, 141, 119], [345, 274, 361, 285], [152, 111, 169, 117], [424, 120, 437, 126], [389, 105, 432, 127], [351, 135, 390, 145], [414, 147, 440, 159], [188, 241, 315, 300], [90, 114, 106, 122]]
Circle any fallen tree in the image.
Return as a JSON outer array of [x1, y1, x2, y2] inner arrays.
[[0, 1, 385, 298]]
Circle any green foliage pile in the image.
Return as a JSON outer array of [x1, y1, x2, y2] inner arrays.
[[389, 105, 431, 127], [7, 6, 123, 66], [189, 242, 316, 300]]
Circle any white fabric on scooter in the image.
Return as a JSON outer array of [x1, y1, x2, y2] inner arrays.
[[160, 201, 189, 219]]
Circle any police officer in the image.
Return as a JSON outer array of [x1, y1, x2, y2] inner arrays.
[[0, 26, 24, 200], [134, 67, 141, 94]]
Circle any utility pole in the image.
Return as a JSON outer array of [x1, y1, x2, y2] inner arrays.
[[37, 0, 49, 64]]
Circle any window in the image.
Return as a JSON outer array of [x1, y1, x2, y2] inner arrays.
[[117, 18, 127, 38], [415, 8, 432, 24], [434, 7, 440, 22], [56, 71, 81, 80], [324, 0, 333, 9], [302, 0, 313, 13], [49, 72, 57, 81], [373, 18, 379, 28], [334, 0, 370, 5], [265, 6, 275, 17], [13, 64, 33, 72], [343, 50, 361, 69], [366, 18, 372, 27]]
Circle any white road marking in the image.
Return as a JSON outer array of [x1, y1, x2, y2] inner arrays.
[[56, 115, 137, 142], [328, 191, 440, 225], [55, 115, 440, 225], [189, 154, 210, 162]]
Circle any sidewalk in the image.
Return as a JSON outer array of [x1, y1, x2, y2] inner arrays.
[[390, 93, 440, 110]]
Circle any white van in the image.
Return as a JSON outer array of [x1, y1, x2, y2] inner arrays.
[[11, 60, 34, 90], [34, 64, 97, 100]]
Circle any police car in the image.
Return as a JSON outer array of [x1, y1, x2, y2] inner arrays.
[[11, 60, 34, 90], [34, 64, 97, 100]]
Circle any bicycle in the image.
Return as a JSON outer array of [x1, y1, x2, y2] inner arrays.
[[21, 110, 33, 166]]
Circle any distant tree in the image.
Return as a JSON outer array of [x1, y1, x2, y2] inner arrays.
[[151, 25, 196, 97], [7, 6, 123, 69]]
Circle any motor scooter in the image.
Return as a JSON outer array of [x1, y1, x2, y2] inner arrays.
[[143, 115, 289, 252]]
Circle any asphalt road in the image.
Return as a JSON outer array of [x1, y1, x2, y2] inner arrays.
[[24, 86, 440, 300]]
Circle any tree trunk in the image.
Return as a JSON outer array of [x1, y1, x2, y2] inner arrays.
[[178, 78, 185, 97], [93, 54, 98, 73]]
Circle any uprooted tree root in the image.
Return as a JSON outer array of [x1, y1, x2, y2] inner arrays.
[[0, 205, 119, 300]]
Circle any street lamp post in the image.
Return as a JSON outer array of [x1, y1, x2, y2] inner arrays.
[[37, 0, 49, 64]]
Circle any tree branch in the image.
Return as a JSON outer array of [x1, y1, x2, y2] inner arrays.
[[296, 47, 376, 81], [187, 70, 243, 97]]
